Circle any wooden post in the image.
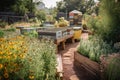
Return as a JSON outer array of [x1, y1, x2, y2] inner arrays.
[[62, 40, 65, 50]]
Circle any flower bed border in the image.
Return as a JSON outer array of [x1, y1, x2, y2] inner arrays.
[[74, 51, 101, 80]]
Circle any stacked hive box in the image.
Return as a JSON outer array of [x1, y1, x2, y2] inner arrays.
[[38, 27, 74, 40], [38, 29, 62, 40]]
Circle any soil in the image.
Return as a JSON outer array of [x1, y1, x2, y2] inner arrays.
[[58, 33, 98, 80]]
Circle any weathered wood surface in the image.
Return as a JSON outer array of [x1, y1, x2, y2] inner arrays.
[[74, 52, 101, 80], [56, 54, 63, 78], [55, 34, 74, 50]]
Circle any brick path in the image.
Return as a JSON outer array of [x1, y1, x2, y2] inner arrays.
[[58, 33, 88, 80]]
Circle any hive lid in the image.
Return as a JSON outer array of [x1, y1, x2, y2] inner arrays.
[[73, 27, 82, 29]]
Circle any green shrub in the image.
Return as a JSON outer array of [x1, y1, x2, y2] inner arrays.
[[104, 57, 120, 80], [99, 0, 120, 43], [0, 30, 4, 37], [4, 27, 16, 32], [0, 36, 57, 80], [77, 36, 116, 62], [24, 31, 38, 38], [0, 21, 8, 28], [24, 38, 57, 80]]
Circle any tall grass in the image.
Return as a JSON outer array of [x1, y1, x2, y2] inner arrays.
[[104, 57, 120, 80], [0, 30, 4, 38]]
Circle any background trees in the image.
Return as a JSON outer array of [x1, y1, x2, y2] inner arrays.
[[0, 0, 41, 15], [99, 0, 120, 43], [57, 0, 96, 14]]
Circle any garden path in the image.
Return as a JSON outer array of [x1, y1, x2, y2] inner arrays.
[[58, 33, 89, 80]]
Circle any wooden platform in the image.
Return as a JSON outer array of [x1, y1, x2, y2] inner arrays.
[[55, 34, 74, 51]]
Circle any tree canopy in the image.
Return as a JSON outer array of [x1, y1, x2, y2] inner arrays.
[[57, 0, 96, 14], [0, 0, 41, 15], [99, 0, 120, 43]]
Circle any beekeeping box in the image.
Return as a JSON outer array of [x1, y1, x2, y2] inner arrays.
[[38, 29, 62, 40], [21, 27, 36, 34], [73, 27, 82, 40], [66, 27, 74, 35], [47, 27, 68, 38]]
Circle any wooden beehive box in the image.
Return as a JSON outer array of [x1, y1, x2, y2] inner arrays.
[[20, 27, 36, 34], [38, 29, 62, 40]]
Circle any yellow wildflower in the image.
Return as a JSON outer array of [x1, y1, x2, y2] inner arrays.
[[0, 38, 5, 41], [0, 52, 3, 55], [0, 64, 3, 69], [29, 75, 34, 80], [0, 56, 2, 59], [13, 54, 17, 59], [6, 56, 11, 59], [19, 54, 25, 58]]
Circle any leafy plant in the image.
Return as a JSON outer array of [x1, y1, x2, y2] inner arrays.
[[98, 0, 120, 43], [104, 57, 120, 80], [0, 36, 58, 80], [77, 35, 116, 62], [36, 10, 46, 21], [55, 17, 69, 27], [0, 21, 8, 28], [24, 31, 38, 38], [0, 30, 4, 38], [4, 27, 16, 32]]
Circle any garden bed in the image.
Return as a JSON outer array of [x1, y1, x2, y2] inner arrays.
[[74, 51, 101, 80]]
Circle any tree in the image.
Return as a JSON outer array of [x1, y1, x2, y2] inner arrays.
[[99, 0, 120, 43], [0, 0, 41, 15], [57, 0, 95, 14]]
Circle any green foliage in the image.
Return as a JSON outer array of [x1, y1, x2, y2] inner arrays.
[[85, 14, 111, 42], [0, 36, 57, 80], [99, 0, 120, 43], [0, 21, 8, 28], [57, 0, 96, 14], [11, 0, 41, 15], [36, 10, 46, 21], [25, 31, 38, 38], [29, 17, 42, 26], [54, 17, 69, 27], [77, 36, 116, 62], [0, 30, 4, 38], [104, 57, 120, 80], [24, 38, 57, 80], [4, 27, 16, 32], [12, 0, 28, 15]]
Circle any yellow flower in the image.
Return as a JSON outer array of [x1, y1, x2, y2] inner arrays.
[[19, 54, 25, 58], [29, 75, 34, 80], [8, 52, 12, 55], [0, 38, 5, 41], [0, 64, 3, 69], [0, 52, 3, 55], [13, 54, 17, 59], [0, 56, 2, 59], [6, 56, 11, 59], [4, 73, 9, 78]]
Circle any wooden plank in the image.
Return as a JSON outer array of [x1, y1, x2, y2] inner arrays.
[[55, 34, 74, 51], [74, 52, 101, 80], [56, 54, 63, 78]]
